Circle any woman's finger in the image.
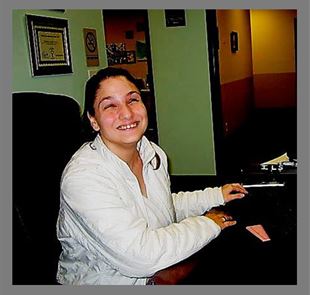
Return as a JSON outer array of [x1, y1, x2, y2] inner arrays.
[[221, 215, 233, 222], [233, 183, 248, 193], [232, 192, 246, 199], [224, 220, 237, 228]]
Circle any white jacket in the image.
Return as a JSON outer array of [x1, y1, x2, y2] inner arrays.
[[56, 135, 225, 285]]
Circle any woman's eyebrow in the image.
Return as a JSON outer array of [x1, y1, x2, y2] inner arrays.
[[125, 90, 142, 99], [128, 90, 141, 95]]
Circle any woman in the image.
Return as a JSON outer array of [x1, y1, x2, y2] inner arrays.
[[56, 67, 248, 285]]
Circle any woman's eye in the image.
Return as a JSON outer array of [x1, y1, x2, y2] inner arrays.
[[103, 104, 116, 110], [129, 97, 140, 104]]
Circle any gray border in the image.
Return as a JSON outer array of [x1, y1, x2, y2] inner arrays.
[[2, 1, 309, 295]]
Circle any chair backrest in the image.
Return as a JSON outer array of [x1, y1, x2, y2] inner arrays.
[[13, 92, 82, 284]]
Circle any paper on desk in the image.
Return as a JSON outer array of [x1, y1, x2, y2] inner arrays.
[[260, 152, 289, 165], [246, 224, 271, 242]]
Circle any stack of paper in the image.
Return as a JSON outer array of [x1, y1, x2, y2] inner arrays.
[[260, 152, 289, 166]]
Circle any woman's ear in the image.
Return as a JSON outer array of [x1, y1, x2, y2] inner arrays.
[[87, 112, 100, 132]]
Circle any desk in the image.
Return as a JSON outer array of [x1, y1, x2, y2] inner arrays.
[[154, 171, 297, 285]]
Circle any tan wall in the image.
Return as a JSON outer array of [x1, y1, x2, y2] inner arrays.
[[250, 10, 296, 74], [250, 10, 297, 108]]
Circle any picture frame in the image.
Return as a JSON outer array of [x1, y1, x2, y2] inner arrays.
[[106, 43, 127, 65], [165, 10, 186, 27], [125, 50, 136, 64], [26, 14, 73, 76], [230, 31, 239, 53], [83, 28, 99, 67], [125, 30, 134, 39]]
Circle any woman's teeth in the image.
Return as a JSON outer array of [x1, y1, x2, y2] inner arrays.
[[118, 122, 138, 130]]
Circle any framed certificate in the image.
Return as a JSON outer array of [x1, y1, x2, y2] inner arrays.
[[26, 14, 73, 76], [165, 10, 186, 27]]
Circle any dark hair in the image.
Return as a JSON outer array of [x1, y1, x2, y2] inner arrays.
[[81, 67, 141, 142]]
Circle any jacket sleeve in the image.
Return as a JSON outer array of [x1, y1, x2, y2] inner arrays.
[[156, 144, 225, 222], [171, 187, 225, 222], [60, 170, 221, 279]]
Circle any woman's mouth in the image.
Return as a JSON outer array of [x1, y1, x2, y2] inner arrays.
[[117, 122, 139, 130]]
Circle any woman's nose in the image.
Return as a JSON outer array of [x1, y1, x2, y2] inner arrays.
[[119, 104, 133, 120]]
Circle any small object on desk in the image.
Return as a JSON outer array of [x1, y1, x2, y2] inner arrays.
[[260, 152, 290, 166], [260, 152, 297, 172], [246, 224, 271, 242]]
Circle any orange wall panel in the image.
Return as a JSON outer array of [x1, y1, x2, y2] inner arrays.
[[217, 10, 254, 135], [217, 10, 253, 84], [253, 72, 296, 108]]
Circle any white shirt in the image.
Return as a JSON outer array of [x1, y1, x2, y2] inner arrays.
[[56, 135, 225, 285]]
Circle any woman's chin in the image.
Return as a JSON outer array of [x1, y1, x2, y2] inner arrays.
[[116, 131, 143, 145]]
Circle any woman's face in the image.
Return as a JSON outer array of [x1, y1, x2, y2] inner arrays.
[[88, 76, 148, 150]]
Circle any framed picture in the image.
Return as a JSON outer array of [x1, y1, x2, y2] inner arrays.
[[165, 10, 186, 27], [83, 28, 99, 67], [48, 10, 65, 13], [125, 50, 136, 64], [125, 30, 134, 39], [230, 31, 239, 53], [106, 42, 127, 65], [26, 14, 73, 76]]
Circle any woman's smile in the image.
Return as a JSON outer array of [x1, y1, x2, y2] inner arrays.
[[117, 121, 139, 131]]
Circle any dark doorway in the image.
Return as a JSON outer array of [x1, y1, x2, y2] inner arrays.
[[102, 10, 158, 144], [205, 10, 225, 175]]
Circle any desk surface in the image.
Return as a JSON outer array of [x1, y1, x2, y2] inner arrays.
[[159, 172, 297, 285]]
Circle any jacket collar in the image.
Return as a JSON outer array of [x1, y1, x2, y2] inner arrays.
[[92, 134, 156, 168]]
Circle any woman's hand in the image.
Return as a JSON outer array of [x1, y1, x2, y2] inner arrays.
[[204, 209, 236, 230], [221, 183, 248, 204]]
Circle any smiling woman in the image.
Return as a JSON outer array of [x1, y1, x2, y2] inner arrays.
[[55, 67, 248, 285], [86, 75, 148, 155]]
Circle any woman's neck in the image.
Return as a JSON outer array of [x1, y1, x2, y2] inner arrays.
[[100, 136, 146, 196], [101, 137, 140, 168], [119, 146, 140, 169]]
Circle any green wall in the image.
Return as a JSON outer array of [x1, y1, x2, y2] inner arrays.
[[12, 9, 216, 176], [148, 10, 216, 175], [12, 9, 107, 110]]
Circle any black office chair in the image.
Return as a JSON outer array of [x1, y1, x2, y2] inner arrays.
[[13, 92, 82, 284]]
